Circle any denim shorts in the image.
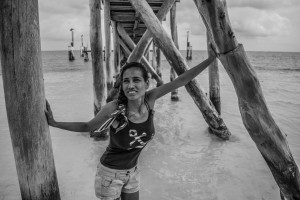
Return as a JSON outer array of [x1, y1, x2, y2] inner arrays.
[[94, 163, 140, 200]]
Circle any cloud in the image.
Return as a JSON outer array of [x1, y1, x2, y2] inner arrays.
[[39, 0, 89, 17], [39, 0, 91, 49], [228, 0, 300, 10], [230, 8, 291, 37]]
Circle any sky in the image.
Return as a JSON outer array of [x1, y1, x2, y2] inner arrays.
[[38, 0, 300, 52]]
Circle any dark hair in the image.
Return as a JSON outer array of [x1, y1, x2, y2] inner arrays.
[[117, 62, 149, 106]]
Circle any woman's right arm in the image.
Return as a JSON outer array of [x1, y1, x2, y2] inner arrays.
[[45, 100, 117, 132]]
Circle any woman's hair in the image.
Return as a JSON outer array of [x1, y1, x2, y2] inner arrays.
[[117, 62, 149, 106]]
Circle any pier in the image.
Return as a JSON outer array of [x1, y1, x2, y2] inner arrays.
[[0, 0, 299, 199]]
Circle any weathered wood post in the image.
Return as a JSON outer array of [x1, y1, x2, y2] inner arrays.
[[90, 0, 107, 115], [112, 21, 120, 74], [193, 0, 300, 199], [104, 0, 114, 92], [80, 34, 84, 57], [69, 28, 75, 61], [207, 32, 220, 114], [155, 42, 162, 78], [0, 1, 61, 199], [145, 48, 150, 61], [129, 0, 231, 140], [152, 42, 157, 71], [186, 31, 192, 60], [170, 2, 179, 101]]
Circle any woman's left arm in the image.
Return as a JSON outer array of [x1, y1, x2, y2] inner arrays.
[[148, 54, 216, 100]]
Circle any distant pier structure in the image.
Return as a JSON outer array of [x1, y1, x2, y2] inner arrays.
[[1, 0, 299, 199], [68, 28, 75, 61]]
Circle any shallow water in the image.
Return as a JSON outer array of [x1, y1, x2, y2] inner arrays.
[[0, 50, 299, 200]]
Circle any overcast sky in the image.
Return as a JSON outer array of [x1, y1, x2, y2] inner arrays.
[[39, 0, 300, 52]]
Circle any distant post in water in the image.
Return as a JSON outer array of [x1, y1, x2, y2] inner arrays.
[[186, 31, 192, 60], [207, 32, 220, 114], [69, 28, 75, 61], [0, 0, 61, 199], [170, 2, 179, 101], [80, 34, 84, 57]]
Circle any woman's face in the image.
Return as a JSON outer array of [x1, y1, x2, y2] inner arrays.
[[122, 67, 149, 101]]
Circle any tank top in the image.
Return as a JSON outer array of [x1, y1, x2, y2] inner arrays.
[[100, 99, 155, 169]]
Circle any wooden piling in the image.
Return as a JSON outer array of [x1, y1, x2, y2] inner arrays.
[[155, 43, 162, 78], [193, 0, 300, 198], [69, 28, 75, 61], [186, 31, 192, 60], [170, 2, 179, 101], [207, 32, 220, 114], [90, 0, 107, 115], [152, 42, 157, 71], [129, 0, 231, 140], [80, 34, 84, 57], [0, 1, 61, 199], [104, 0, 114, 92], [112, 21, 120, 73]]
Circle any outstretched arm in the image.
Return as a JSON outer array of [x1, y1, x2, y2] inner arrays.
[[45, 100, 117, 132], [148, 53, 216, 100]]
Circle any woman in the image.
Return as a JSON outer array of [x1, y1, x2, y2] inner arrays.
[[45, 52, 217, 200]]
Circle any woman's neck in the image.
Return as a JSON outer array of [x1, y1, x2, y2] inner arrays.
[[127, 97, 144, 113]]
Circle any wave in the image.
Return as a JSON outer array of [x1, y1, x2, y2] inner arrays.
[[254, 65, 300, 72]]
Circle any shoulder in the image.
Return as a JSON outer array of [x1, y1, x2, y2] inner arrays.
[[97, 100, 118, 117], [145, 91, 155, 109]]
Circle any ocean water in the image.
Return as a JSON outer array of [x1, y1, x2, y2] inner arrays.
[[0, 50, 299, 200]]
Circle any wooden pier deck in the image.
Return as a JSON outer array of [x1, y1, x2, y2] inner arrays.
[[109, 0, 179, 44]]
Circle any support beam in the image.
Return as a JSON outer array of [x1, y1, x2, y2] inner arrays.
[[193, 0, 300, 199], [170, 2, 179, 101], [0, 0, 60, 199], [104, 0, 114, 92], [117, 24, 163, 86], [90, 0, 107, 115], [207, 32, 220, 114], [129, 0, 231, 140]]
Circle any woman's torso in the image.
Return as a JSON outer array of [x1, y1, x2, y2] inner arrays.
[[100, 95, 155, 169]]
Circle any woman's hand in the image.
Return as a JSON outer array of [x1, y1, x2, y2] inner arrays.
[[45, 100, 57, 127]]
